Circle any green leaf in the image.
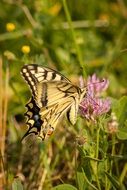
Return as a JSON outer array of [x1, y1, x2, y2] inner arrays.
[[52, 184, 78, 190], [104, 171, 120, 189], [113, 96, 127, 126], [12, 178, 24, 190], [76, 171, 86, 190], [112, 96, 127, 139], [117, 126, 127, 140]]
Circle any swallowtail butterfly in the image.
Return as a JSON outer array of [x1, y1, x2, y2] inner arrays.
[[21, 64, 87, 140]]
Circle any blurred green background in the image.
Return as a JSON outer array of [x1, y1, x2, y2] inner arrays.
[[0, 0, 127, 190]]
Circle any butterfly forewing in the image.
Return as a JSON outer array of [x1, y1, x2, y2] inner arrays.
[[21, 64, 86, 140], [35, 81, 80, 108], [21, 64, 71, 96]]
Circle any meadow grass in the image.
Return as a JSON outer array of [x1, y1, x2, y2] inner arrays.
[[0, 0, 127, 189]]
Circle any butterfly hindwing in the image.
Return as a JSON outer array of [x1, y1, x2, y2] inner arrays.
[[24, 83, 81, 140], [39, 92, 80, 139]]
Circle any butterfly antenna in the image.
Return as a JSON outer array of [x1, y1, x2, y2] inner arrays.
[[86, 79, 105, 88]]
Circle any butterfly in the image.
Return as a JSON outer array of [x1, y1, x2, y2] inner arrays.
[[21, 64, 87, 140]]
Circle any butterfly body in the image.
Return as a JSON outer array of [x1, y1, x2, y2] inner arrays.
[[21, 64, 86, 140]]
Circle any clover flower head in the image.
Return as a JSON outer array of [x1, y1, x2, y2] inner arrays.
[[79, 74, 111, 121]]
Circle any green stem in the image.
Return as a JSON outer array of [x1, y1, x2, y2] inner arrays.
[[119, 163, 127, 184], [81, 168, 98, 190], [96, 125, 101, 159], [105, 159, 108, 190], [95, 125, 101, 190], [62, 0, 87, 78], [111, 135, 115, 172], [2, 60, 9, 188], [107, 135, 116, 190], [0, 58, 2, 154], [0, 58, 6, 188], [0, 29, 31, 41], [3, 61, 9, 156]]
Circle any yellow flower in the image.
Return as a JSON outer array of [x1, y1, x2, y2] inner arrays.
[[6, 23, 16, 32], [48, 2, 62, 16], [21, 45, 30, 54]]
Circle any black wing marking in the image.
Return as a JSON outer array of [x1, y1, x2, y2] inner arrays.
[[21, 97, 43, 140]]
